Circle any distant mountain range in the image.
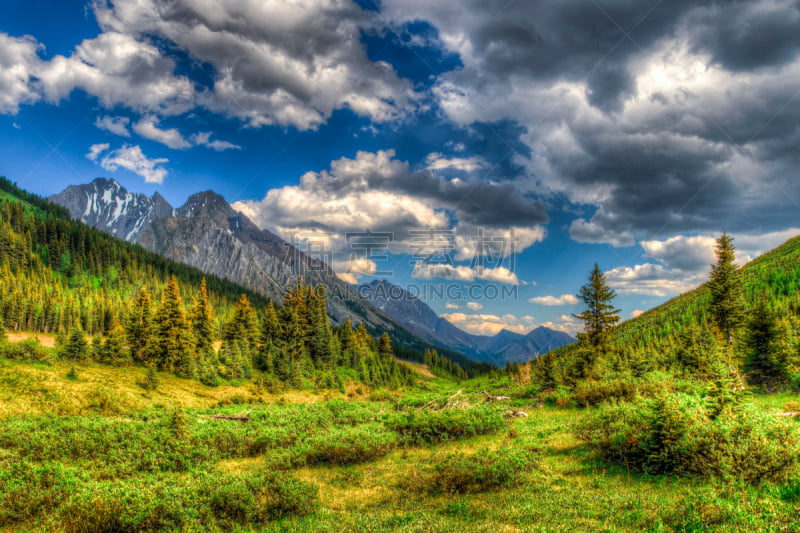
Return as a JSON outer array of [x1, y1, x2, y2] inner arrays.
[[359, 279, 576, 365], [51, 179, 403, 334], [51, 178, 575, 365]]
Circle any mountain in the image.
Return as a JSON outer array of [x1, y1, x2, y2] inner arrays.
[[359, 279, 576, 365], [49, 178, 174, 242], [50, 179, 416, 338]]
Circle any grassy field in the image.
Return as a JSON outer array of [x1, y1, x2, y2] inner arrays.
[[1, 350, 799, 532]]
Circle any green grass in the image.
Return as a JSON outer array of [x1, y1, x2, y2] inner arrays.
[[0, 353, 799, 532]]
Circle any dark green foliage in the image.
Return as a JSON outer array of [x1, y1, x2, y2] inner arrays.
[[98, 317, 129, 366], [189, 278, 215, 353], [709, 233, 745, 345], [141, 364, 159, 391], [61, 328, 88, 361], [0, 338, 53, 364], [151, 277, 195, 377], [385, 407, 506, 445], [744, 301, 785, 387], [578, 393, 800, 483], [411, 448, 536, 494], [574, 263, 620, 347], [66, 366, 78, 380]]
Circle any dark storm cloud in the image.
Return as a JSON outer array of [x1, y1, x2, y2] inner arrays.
[[382, 0, 800, 242]]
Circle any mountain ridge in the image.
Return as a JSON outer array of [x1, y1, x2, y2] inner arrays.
[[359, 278, 576, 365]]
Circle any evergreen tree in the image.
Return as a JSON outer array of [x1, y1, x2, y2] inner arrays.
[[151, 277, 196, 377], [62, 327, 88, 360], [709, 233, 745, 345], [744, 300, 784, 387], [126, 288, 153, 363], [101, 317, 129, 366], [261, 300, 280, 344], [190, 278, 215, 353], [222, 294, 258, 353], [573, 263, 620, 347], [378, 333, 394, 363]]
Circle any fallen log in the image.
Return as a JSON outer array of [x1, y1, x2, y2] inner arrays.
[[776, 412, 799, 417], [504, 410, 528, 418], [483, 390, 511, 402], [209, 408, 254, 422]]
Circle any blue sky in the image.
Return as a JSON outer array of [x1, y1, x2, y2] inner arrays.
[[1, 0, 800, 336]]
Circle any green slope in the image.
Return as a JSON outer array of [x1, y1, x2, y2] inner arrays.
[[547, 234, 800, 364]]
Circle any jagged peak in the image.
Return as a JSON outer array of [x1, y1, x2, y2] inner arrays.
[[89, 177, 123, 190], [176, 190, 234, 219]]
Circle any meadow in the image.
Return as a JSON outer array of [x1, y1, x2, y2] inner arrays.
[[1, 344, 799, 532]]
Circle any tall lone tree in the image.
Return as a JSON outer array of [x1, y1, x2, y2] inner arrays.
[[151, 276, 195, 376], [574, 263, 620, 347], [708, 233, 745, 346]]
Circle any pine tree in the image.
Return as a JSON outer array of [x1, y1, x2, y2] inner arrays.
[[222, 294, 259, 354], [744, 300, 784, 387], [126, 288, 153, 362], [151, 277, 196, 376], [62, 327, 88, 360], [378, 333, 394, 363], [101, 317, 129, 366], [190, 278, 215, 353], [262, 301, 280, 344], [708, 233, 745, 346], [573, 263, 620, 347]]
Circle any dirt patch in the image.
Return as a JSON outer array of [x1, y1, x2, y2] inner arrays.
[[398, 360, 435, 379], [7, 332, 58, 347]]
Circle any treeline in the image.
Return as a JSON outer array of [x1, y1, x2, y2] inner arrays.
[[53, 277, 412, 389], [534, 234, 800, 391], [0, 177, 423, 389], [394, 345, 492, 380]]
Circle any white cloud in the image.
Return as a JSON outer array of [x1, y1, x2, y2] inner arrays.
[[86, 143, 110, 162], [191, 132, 241, 152], [631, 310, 645, 319], [442, 312, 535, 336], [0, 33, 41, 114], [444, 303, 460, 309], [412, 263, 519, 285], [93, 0, 415, 130], [98, 144, 168, 184], [466, 302, 483, 311], [94, 115, 130, 137], [529, 294, 579, 306], [425, 152, 489, 172], [133, 116, 191, 149], [606, 263, 706, 297]]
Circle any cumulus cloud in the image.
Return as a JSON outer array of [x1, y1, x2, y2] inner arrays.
[[380, 0, 800, 240], [0, 33, 41, 114], [94, 115, 131, 137], [606, 263, 705, 297], [466, 302, 483, 311], [190, 132, 241, 152], [425, 153, 489, 172], [412, 263, 519, 285], [444, 303, 460, 310], [529, 294, 579, 306], [86, 143, 110, 161], [441, 312, 536, 336], [233, 149, 545, 276], [133, 116, 191, 149], [631, 310, 645, 319], [97, 144, 168, 184], [92, 0, 416, 130]]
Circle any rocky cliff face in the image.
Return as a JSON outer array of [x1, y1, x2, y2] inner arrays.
[[50, 180, 402, 332], [49, 178, 173, 242], [359, 279, 576, 365]]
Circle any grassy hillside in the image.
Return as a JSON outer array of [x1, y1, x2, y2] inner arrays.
[[538, 234, 800, 386]]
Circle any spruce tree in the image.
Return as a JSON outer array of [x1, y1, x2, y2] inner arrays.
[[62, 327, 88, 360], [744, 300, 784, 387], [378, 333, 394, 363], [101, 317, 129, 366], [126, 287, 153, 362], [151, 277, 196, 376], [573, 263, 620, 347], [222, 294, 258, 354], [262, 300, 280, 344], [708, 233, 745, 346], [190, 278, 215, 353]]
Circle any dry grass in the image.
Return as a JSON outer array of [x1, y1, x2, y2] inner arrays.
[[398, 360, 436, 379], [0, 357, 327, 419], [5, 332, 57, 348]]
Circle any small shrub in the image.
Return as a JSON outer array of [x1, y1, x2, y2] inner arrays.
[[573, 378, 636, 407], [66, 366, 78, 381], [305, 424, 398, 465], [140, 365, 159, 391], [0, 339, 54, 364], [385, 406, 506, 445], [578, 393, 800, 483], [408, 448, 536, 494]]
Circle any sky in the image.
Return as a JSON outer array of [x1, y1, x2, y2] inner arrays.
[[1, 0, 800, 337]]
